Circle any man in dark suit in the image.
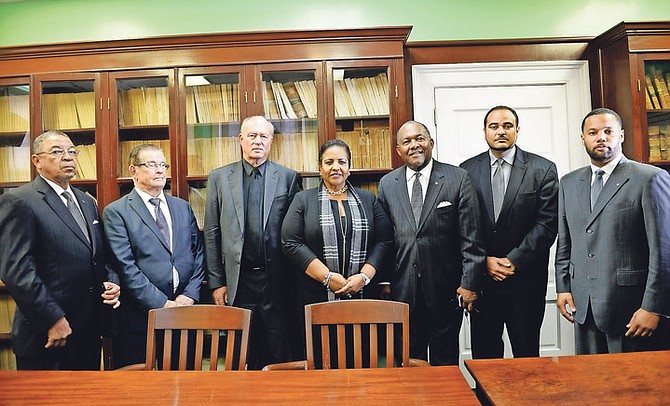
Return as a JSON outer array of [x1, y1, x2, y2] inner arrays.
[[377, 120, 486, 366], [460, 106, 558, 359], [556, 107, 670, 354], [204, 115, 301, 369], [103, 144, 204, 368], [0, 130, 120, 370]]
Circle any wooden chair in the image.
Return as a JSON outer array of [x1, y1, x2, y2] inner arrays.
[[263, 299, 430, 370], [120, 305, 251, 371]]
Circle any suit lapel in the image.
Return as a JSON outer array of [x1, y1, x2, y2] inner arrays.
[[393, 167, 416, 228], [263, 162, 279, 229], [499, 149, 528, 222], [472, 154, 495, 224], [588, 159, 630, 226], [128, 189, 171, 252], [72, 188, 96, 252], [35, 177, 91, 249], [228, 162, 245, 233], [165, 195, 180, 248], [420, 164, 444, 230]]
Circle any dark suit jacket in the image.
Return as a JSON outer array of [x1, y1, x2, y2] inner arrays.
[[460, 147, 558, 295], [203, 160, 301, 306], [377, 160, 486, 311], [555, 157, 670, 335], [102, 189, 204, 333], [0, 176, 118, 357], [281, 187, 393, 304]]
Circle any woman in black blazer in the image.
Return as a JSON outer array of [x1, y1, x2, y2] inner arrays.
[[282, 139, 393, 306]]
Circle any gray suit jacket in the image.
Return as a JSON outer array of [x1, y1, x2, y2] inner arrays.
[[555, 156, 670, 335], [460, 147, 558, 294], [103, 189, 204, 332], [203, 160, 301, 305], [0, 176, 118, 356], [377, 160, 486, 311]]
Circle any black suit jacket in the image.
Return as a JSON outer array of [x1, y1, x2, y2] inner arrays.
[[0, 176, 118, 356], [281, 187, 393, 305], [460, 147, 558, 295], [377, 160, 486, 312]]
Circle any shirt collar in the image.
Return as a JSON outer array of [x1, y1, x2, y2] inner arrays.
[[405, 158, 433, 182], [489, 146, 516, 166], [135, 187, 166, 205], [40, 175, 70, 196], [590, 153, 623, 176], [242, 159, 266, 177]]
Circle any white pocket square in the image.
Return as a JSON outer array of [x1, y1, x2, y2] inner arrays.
[[437, 201, 452, 208], [92, 220, 100, 225]]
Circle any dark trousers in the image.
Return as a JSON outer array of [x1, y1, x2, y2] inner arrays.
[[405, 283, 463, 366], [234, 267, 291, 370], [470, 285, 546, 359], [16, 332, 101, 370]]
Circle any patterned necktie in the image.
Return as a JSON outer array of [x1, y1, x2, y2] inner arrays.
[[590, 169, 604, 211], [62, 191, 89, 243], [492, 158, 505, 221], [149, 198, 171, 248], [410, 171, 423, 225]]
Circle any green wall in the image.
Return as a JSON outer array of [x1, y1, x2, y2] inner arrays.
[[1, 0, 669, 47]]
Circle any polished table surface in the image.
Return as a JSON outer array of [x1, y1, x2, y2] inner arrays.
[[0, 365, 478, 405], [465, 350, 670, 405]]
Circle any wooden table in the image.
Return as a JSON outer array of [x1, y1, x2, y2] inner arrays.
[[465, 350, 670, 405], [0, 366, 478, 405]]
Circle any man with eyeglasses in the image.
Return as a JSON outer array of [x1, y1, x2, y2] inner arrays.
[[0, 130, 121, 370], [102, 143, 204, 368], [204, 115, 301, 369]]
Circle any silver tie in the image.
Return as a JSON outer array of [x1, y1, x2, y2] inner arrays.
[[492, 158, 505, 221], [62, 191, 89, 243], [590, 169, 604, 211], [410, 171, 423, 225]]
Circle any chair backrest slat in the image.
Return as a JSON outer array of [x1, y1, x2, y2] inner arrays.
[[143, 305, 251, 371]]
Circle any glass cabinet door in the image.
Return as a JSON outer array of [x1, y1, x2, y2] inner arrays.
[[257, 65, 321, 174], [644, 60, 670, 164], [329, 64, 393, 172], [0, 80, 30, 186], [111, 72, 173, 198]]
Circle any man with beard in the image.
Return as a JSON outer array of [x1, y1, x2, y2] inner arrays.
[[377, 120, 485, 366], [556, 107, 670, 354], [461, 106, 558, 359]]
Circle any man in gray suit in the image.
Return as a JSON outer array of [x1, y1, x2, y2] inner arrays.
[[103, 144, 204, 368], [204, 115, 301, 369], [0, 130, 120, 370], [556, 108, 670, 354], [377, 120, 486, 366], [461, 106, 558, 359]]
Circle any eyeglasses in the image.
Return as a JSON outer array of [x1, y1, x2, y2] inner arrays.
[[136, 162, 170, 170], [36, 148, 80, 158]]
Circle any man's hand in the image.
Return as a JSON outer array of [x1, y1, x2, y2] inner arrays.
[[486, 256, 515, 281], [102, 281, 121, 309], [175, 295, 195, 306], [212, 286, 228, 306], [456, 287, 478, 312], [557, 292, 575, 322], [626, 308, 660, 337], [45, 317, 72, 349]]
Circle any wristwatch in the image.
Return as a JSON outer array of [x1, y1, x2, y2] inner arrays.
[[359, 272, 371, 286]]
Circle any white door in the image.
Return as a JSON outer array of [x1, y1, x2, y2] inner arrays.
[[412, 61, 591, 384]]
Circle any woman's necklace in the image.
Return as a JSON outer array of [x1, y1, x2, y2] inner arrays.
[[326, 184, 348, 196]]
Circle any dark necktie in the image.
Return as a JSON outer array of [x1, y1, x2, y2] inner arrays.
[[62, 191, 89, 243], [410, 171, 423, 225], [149, 198, 171, 249], [244, 168, 263, 267], [492, 158, 505, 221], [590, 169, 604, 211]]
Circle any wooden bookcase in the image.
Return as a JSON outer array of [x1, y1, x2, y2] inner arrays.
[[587, 21, 670, 167], [0, 27, 411, 216]]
